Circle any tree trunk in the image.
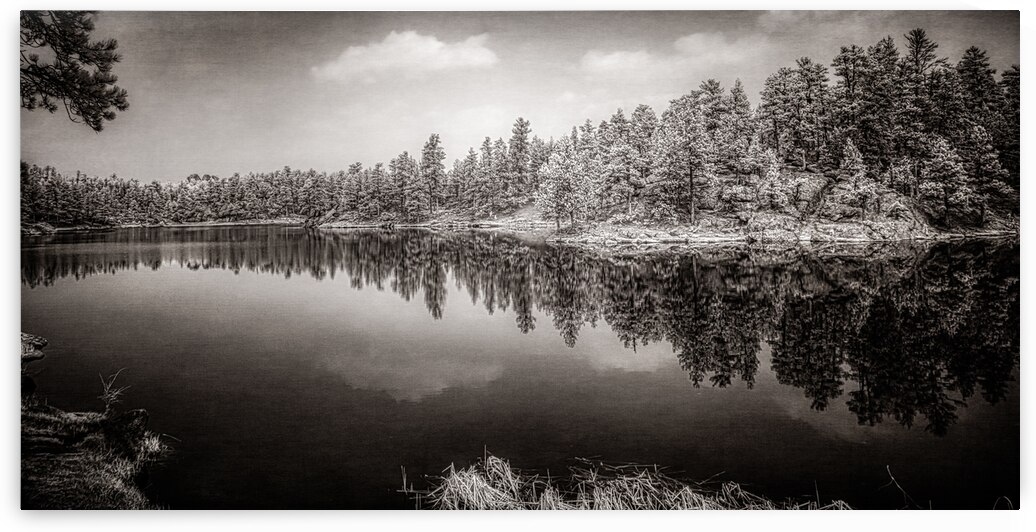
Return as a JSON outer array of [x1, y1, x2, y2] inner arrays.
[[689, 166, 697, 226]]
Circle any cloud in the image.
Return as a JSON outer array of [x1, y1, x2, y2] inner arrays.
[[313, 30, 498, 83], [580, 32, 764, 80]]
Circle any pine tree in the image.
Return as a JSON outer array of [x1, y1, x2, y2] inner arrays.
[[654, 94, 715, 224], [507, 117, 532, 194], [918, 136, 973, 226], [390, 151, 422, 222], [898, 29, 946, 177], [535, 136, 594, 228], [997, 65, 1020, 183], [473, 137, 496, 216], [957, 46, 1002, 135], [367, 163, 386, 218], [600, 108, 638, 214], [791, 57, 832, 169], [858, 36, 903, 175], [630, 104, 658, 197], [720, 79, 757, 182], [958, 124, 1010, 224], [342, 162, 364, 212], [527, 135, 551, 188], [831, 44, 868, 142], [536, 139, 574, 229], [842, 138, 877, 218], [491, 138, 509, 210], [420, 134, 446, 214], [759, 67, 797, 158]]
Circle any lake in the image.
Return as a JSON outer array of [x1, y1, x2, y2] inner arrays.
[[20, 226, 1019, 509]]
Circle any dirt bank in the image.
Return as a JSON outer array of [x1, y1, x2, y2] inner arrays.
[[20, 334, 169, 510]]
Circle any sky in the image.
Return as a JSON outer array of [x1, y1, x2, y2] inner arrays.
[[20, 10, 1019, 182]]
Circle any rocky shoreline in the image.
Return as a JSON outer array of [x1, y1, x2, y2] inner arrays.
[[23, 212, 1018, 250]]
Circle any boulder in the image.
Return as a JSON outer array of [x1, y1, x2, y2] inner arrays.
[[21, 333, 47, 363]]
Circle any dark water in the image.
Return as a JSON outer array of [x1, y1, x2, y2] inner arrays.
[[21, 226, 1019, 509]]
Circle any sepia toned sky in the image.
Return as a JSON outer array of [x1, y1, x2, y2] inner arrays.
[[20, 11, 1019, 182]]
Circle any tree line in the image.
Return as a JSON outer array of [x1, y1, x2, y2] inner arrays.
[[21, 28, 1019, 230]]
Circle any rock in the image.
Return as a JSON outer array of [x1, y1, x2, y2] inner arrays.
[[21, 333, 47, 363], [20, 222, 55, 236]]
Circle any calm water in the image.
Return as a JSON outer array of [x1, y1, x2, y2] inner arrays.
[[21, 226, 1019, 509]]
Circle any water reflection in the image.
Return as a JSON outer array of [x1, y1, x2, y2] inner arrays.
[[22, 227, 1019, 436]]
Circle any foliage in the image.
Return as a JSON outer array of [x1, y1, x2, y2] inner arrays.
[[20, 11, 128, 131]]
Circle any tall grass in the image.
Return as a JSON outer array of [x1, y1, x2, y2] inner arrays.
[[406, 454, 850, 510]]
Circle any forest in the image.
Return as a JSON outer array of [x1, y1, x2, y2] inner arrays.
[[21, 28, 1020, 233]]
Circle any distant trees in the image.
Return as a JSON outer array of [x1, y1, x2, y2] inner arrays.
[[654, 92, 715, 224], [20, 11, 128, 131], [420, 134, 446, 214], [21, 27, 1019, 231]]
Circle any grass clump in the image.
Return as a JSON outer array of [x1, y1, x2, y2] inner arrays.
[[407, 454, 850, 510], [21, 356, 172, 509]]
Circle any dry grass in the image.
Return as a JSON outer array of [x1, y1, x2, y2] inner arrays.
[[21, 386, 172, 509], [406, 454, 850, 510]]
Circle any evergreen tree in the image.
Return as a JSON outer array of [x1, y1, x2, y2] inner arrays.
[[20, 11, 129, 131], [600, 108, 639, 214], [758, 67, 797, 158], [918, 136, 973, 226], [957, 46, 1002, 134], [420, 134, 446, 214], [654, 94, 715, 224], [858, 36, 903, 175], [996, 65, 1020, 183], [491, 138, 509, 209], [629, 104, 658, 196], [507, 117, 533, 193], [473, 137, 497, 216], [527, 135, 551, 188], [831, 44, 868, 143], [390, 151, 421, 221], [958, 124, 1010, 223], [720, 79, 757, 182]]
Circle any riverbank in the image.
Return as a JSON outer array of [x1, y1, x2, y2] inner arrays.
[[20, 334, 169, 509], [406, 454, 850, 510]]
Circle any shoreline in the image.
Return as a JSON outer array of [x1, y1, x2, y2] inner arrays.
[[23, 216, 1019, 249], [20, 334, 168, 510]]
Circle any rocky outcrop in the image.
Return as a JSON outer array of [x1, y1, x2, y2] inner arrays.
[[21, 333, 47, 363], [20, 222, 55, 236]]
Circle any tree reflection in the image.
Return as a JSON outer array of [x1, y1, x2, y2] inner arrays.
[[22, 228, 1018, 435]]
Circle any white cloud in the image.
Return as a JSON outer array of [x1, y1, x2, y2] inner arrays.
[[580, 32, 765, 80], [313, 30, 498, 83]]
